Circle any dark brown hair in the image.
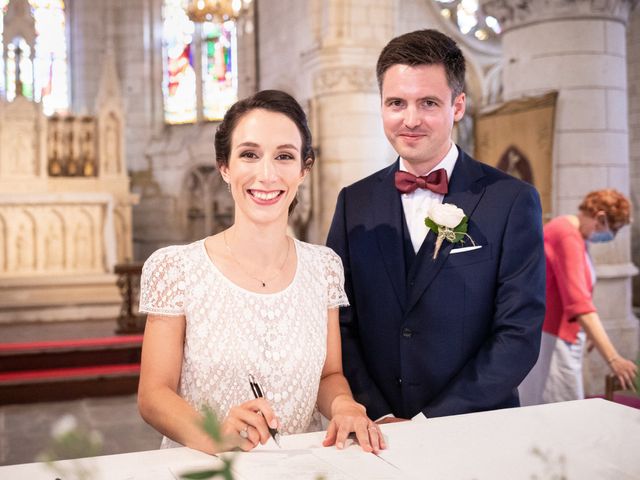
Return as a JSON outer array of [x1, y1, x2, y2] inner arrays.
[[376, 29, 466, 103], [579, 189, 631, 231], [215, 89, 315, 171]]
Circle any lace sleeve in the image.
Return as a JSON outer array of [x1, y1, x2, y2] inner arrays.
[[323, 247, 349, 309], [139, 246, 186, 316]]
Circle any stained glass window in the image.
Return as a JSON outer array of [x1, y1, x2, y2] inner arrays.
[[162, 0, 238, 124], [0, 0, 69, 115], [436, 0, 501, 42], [162, 0, 197, 124], [201, 20, 236, 121]]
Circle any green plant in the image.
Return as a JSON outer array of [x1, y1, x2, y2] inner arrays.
[[40, 414, 103, 480], [181, 407, 235, 480]]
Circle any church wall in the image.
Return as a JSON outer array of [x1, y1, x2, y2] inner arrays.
[[67, 0, 107, 114], [113, 0, 163, 174], [628, 7, 640, 306], [68, 0, 161, 175], [257, 0, 313, 101]]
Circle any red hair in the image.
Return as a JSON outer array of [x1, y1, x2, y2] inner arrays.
[[578, 189, 631, 230]]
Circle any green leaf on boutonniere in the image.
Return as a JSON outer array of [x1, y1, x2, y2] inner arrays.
[[424, 217, 439, 235], [451, 216, 469, 244]]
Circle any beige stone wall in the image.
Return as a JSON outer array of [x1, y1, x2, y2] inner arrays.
[[628, 7, 640, 306]]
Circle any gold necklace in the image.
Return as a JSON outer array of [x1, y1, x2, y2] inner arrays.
[[223, 230, 291, 288]]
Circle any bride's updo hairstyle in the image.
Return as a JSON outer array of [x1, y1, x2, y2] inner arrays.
[[214, 90, 315, 214], [215, 89, 315, 170]]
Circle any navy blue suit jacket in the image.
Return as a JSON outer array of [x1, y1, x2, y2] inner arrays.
[[326, 149, 545, 420]]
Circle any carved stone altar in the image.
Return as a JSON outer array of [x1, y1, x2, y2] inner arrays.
[[0, 7, 137, 322]]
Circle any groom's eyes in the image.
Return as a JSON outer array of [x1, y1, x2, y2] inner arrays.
[[385, 99, 405, 108]]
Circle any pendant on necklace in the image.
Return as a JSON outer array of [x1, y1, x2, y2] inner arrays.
[[261, 282, 266, 287]]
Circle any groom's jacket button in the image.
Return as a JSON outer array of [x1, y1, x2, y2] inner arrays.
[[402, 328, 414, 338], [397, 377, 403, 385]]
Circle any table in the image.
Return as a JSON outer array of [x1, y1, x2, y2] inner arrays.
[[1, 398, 638, 479]]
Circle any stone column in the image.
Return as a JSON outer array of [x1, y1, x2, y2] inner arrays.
[[303, 0, 396, 240], [483, 0, 639, 395], [67, 0, 109, 114], [628, 9, 640, 306]]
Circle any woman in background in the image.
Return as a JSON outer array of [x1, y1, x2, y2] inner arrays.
[[520, 189, 637, 405], [137, 90, 384, 454]]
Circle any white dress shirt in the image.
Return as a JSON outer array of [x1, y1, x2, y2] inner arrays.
[[399, 143, 458, 253]]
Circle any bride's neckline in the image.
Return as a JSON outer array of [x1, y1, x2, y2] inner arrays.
[[200, 238, 301, 296]]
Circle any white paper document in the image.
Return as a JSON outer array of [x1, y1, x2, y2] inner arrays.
[[217, 430, 404, 480], [229, 447, 403, 480]]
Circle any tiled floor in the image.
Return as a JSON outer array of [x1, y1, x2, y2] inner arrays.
[[1, 319, 162, 467], [0, 395, 163, 467]]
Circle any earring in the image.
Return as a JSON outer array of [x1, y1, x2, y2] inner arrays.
[[226, 182, 230, 193]]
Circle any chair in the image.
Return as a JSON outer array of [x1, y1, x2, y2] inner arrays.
[[604, 374, 622, 401]]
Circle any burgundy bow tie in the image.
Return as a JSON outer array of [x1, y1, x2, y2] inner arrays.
[[394, 169, 449, 195]]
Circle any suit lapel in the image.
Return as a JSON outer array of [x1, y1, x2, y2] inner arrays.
[[373, 159, 407, 310], [406, 149, 486, 313]]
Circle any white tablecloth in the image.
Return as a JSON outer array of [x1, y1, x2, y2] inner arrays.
[[1, 398, 638, 479]]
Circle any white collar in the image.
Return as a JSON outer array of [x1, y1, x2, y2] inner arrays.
[[398, 142, 458, 181]]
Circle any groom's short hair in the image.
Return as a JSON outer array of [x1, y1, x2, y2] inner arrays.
[[376, 29, 466, 102]]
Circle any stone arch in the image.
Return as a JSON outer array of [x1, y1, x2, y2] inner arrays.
[[43, 208, 66, 271], [181, 164, 232, 241], [483, 61, 504, 107], [113, 207, 128, 263], [71, 208, 96, 271], [13, 208, 37, 272], [103, 112, 122, 175], [0, 213, 7, 273]]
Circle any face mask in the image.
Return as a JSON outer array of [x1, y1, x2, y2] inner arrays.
[[588, 230, 614, 243]]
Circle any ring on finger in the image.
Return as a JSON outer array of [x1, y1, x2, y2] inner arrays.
[[239, 425, 249, 439]]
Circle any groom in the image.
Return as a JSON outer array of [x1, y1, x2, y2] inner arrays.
[[327, 29, 545, 421]]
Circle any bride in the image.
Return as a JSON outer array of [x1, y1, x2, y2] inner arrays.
[[137, 90, 384, 454]]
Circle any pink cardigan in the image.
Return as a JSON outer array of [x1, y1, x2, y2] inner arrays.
[[542, 216, 596, 343]]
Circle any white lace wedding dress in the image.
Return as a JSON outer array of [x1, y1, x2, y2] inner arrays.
[[139, 238, 348, 448]]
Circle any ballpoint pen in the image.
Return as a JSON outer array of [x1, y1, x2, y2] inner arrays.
[[248, 374, 282, 448]]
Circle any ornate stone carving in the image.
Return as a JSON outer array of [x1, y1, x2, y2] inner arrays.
[[0, 195, 115, 276], [482, 0, 638, 30], [182, 165, 232, 241], [0, 214, 6, 273], [96, 49, 125, 178], [2, 0, 36, 48], [13, 211, 35, 272], [0, 96, 45, 178], [46, 115, 97, 177], [313, 66, 378, 96], [43, 210, 65, 271]]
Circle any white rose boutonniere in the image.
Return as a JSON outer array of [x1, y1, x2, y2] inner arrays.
[[425, 203, 475, 259]]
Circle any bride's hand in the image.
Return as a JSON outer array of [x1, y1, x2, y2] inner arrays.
[[220, 398, 279, 451], [322, 395, 386, 453]]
